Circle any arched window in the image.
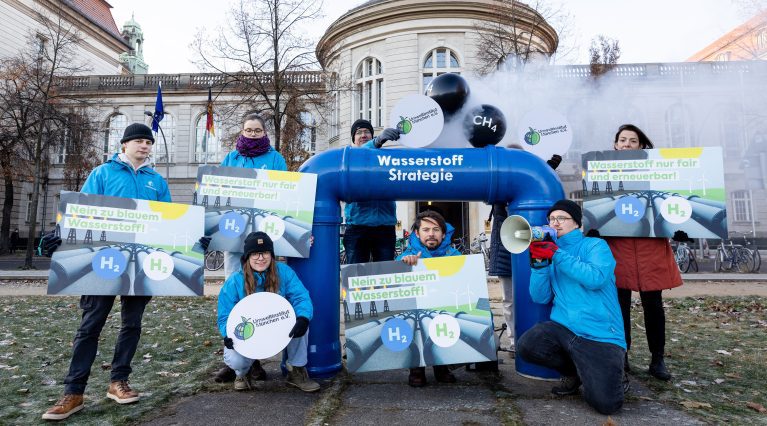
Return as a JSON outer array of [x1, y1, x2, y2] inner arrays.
[[103, 113, 127, 161], [299, 111, 317, 153], [422, 48, 461, 90], [354, 57, 384, 127], [194, 113, 224, 163], [153, 113, 176, 163], [715, 51, 731, 62], [665, 104, 695, 148]]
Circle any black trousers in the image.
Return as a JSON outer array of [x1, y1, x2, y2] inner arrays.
[[617, 288, 665, 355], [64, 295, 151, 394]]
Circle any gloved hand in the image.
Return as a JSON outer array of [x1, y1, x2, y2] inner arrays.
[[672, 230, 691, 243], [38, 231, 62, 257], [199, 236, 211, 251], [585, 229, 601, 238], [530, 241, 558, 260], [223, 337, 234, 350], [289, 316, 310, 338], [374, 128, 401, 148], [547, 154, 563, 170]]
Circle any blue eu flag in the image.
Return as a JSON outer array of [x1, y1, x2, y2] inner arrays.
[[152, 81, 164, 132]]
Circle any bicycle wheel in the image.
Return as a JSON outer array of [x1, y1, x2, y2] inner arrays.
[[752, 248, 762, 272], [736, 247, 756, 273], [676, 246, 691, 273], [689, 254, 699, 272], [205, 251, 224, 271], [717, 248, 733, 272]]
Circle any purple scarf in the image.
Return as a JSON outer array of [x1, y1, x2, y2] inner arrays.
[[236, 134, 271, 157]]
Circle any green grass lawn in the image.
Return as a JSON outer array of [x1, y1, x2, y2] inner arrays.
[[626, 296, 767, 423], [0, 295, 765, 424]]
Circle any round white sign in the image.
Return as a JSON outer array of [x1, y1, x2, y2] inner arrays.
[[428, 314, 461, 348], [389, 94, 445, 148], [225, 292, 296, 360], [142, 251, 174, 281], [516, 108, 572, 160], [258, 215, 285, 241], [660, 196, 692, 225]]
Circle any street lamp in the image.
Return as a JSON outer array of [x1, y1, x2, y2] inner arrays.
[[144, 111, 170, 180]]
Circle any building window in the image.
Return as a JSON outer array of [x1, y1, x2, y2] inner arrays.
[[54, 127, 70, 164], [152, 113, 175, 163], [103, 113, 127, 161], [299, 111, 316, 153], [354, 57, 384, 127], [194, 113, 223, 163], [758, 30, 767, 50], [732, 190, 752, 222], [25, 193, 38, 224], [51, 194, 60, 224], [665, 104, 694, 148], [719, 106, 744, 157], [569, 190, 584, 208], [716, 51, 731, 61], [422, 48, 461, 90], [330, 91, 340, 140]]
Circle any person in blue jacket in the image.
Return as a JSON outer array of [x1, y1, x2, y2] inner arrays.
[[211, 113, 288, 384], [516, 199, 626, 415], [217, 231, 319, 392], [43, 123, 171, 421], [397, 210, 461, 387], [343, 119, 401, 264]]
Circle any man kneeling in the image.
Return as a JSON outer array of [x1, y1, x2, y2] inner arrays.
[[517, 199, 626, 415]]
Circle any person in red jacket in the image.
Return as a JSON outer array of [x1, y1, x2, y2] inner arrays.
[[604, 124, 682, 381]]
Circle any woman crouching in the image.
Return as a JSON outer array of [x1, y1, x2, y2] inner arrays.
[[216, 231, 319, 392]]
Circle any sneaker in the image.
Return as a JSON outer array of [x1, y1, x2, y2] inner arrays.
[[214, 365, 236, 383], [234, 376, 252, 391], [106, 380, 139, 404], [286, 364, 320, 392], [551, 375, 581, 396], [42, 394, 84, 421], [249, 359, 267, 381], [408, 367, 427, 387], [433, 365, 457, 383]]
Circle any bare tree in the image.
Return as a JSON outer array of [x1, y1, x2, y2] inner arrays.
[[473, 0, 574, 75], [9, 5, 90, 267], [59, 110, 101, 191], [280, 95, 313, 171], [193, 0, 325, 152], [589, 35, 621, 77]]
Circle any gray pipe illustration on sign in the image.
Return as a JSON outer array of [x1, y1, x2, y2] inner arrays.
[[48, 246, 131, 294], [205, 208, 311, 257]]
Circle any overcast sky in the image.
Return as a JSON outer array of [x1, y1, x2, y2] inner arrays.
[[110, 0, 751, 74]]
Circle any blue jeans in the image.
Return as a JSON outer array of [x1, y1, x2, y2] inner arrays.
[[64, 295, 152, 394], [517, 321, 625, 415], [342, 225, 395, 264], [223, 332, 309, 377]]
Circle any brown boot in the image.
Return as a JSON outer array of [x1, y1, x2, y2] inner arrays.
[[42, 394, 84, 421], [433, 365, 457, 383], [213, 364, 236, 383], [249, 359, 267, 381], [286, 363, 320, 392], [106, 380, 139, 404], [408, 367, 427, 387]]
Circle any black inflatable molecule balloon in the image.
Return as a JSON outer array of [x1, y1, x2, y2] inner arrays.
[[463, 104, 507, 147], [424, 73, 470, 117]]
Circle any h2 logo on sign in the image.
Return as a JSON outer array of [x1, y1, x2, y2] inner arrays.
[[92, 248, 127, 279], [380, 318, 413, 352]]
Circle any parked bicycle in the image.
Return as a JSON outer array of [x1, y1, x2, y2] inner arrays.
[[735, 231, 761, 272], [452, 236, 471, 255], [204, 250, 224, 271], [714, 236, 758, 273], [673, 241, 698, 273], [470, 232, 490, 271], [394, 231, 410, 257]]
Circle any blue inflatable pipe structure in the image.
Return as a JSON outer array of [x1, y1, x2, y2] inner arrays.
[[288, 145, 564, 379]]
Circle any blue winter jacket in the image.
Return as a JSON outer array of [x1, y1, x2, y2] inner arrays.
[[396, 222, 462, 259], [81, 154, 171, 201], [217, 262, 313, 337], [220, 147, 288, 171], [344, 140, 397, 227], [529, 229, 626, 349]]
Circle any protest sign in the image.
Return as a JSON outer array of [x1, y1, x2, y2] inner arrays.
[[582, 147, 727, 239], [225, 292, 296, 360], [341, 254, 496, 373], [48, 191, 205, 296], [195, 166, 317, 257]]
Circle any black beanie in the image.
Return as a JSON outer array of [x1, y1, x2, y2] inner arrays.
[[241, 232, 274, 264], [547, 199, 582, 227], [350, 119, 374, 141], [120, 123, 155, 144]]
